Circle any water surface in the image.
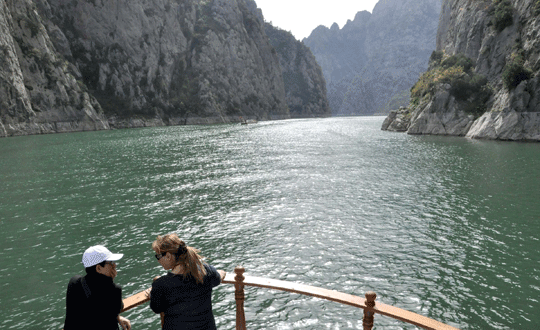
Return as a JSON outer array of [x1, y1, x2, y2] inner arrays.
[[0, 117, 538, 329]]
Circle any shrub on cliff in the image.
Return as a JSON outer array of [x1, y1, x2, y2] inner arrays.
[[429, 50, 444, 66], [410, 53, 491, 116], [411, 65, 460, 106], [502, 53, 532, 90], [451, 74, 487, 101], [491, 0, 513, 32], [427, 51, 473, 71], [411, 54, 474, 105], [440, 54, 474, 72], [451, 75, 491, 116]]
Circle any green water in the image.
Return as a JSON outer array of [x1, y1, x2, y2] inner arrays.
[[0, 117, 538, 329]]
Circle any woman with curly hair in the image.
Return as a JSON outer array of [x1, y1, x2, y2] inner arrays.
[[150, 234, 226, 329]]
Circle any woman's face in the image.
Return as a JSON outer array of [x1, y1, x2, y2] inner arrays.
[[157, 251, 175, 270]]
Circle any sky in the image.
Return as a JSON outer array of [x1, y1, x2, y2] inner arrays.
[[254, 0, 379, 40]]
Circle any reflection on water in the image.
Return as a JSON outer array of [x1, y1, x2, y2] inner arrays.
[[0, 117, 539, 329]]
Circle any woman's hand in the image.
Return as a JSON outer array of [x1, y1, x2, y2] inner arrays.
[[118, 316, 131, 330], [218, 270, 226, 281]]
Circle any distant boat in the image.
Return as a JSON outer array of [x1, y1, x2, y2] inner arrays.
[[240, 117, 257, 125]]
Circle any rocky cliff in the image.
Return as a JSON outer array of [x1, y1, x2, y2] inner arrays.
[[0, 0, 109, 137], [0, 0, 329, 137], [303, 0, 442, 116], [264, 24, 330, 118], [382, 0, 540, 141]]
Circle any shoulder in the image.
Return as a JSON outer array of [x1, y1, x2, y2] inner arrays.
[[66, 275, 85, 298], [112, 281, 122, 292], [204, 264, 218, 275], [68, 275, 83, 286], [204, 264, 221, 287], [152, 273, 175, 288], [70, 274, 83, 281]]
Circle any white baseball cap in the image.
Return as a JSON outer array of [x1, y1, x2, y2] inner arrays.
[[82, 245, 123, 268]]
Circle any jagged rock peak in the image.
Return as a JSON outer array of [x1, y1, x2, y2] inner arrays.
[[304, 0, 442, 116], [354, 10, 372, 21]]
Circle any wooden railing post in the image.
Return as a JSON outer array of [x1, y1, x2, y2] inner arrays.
[[362, 291, 376, 330], [234, 266, 247, 330]]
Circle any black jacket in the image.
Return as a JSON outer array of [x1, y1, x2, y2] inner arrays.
[[63, 272, 124, 330], [150, 264, 221, 330]]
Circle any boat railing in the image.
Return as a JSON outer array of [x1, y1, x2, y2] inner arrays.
[[121, 266, 460, 330]]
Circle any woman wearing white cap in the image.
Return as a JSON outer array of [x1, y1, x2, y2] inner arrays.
[[63, 245, 131, 330], [150, 234, 226, 329]]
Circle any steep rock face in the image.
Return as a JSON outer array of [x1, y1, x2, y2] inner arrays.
[[304, 0, 442, 116], [264, 24, 330, 118], [383, 0, 540, 141], [45, 0, 289, 126], [0, 0, 108, 137], [1, 0, 314, 137], [407, 87, 475, 136], [381, 107, 410, 131]]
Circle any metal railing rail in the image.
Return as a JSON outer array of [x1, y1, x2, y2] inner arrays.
[[121, 266, 460, 330]]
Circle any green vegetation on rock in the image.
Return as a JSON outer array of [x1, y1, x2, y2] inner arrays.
[[490, 0, 513, 32], [411, 51, 491, 116], [502, 52, 532, 90]]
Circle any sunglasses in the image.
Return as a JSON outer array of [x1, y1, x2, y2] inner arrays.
[[104, 261, 116, 266], [155, 252, 166, 260]]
